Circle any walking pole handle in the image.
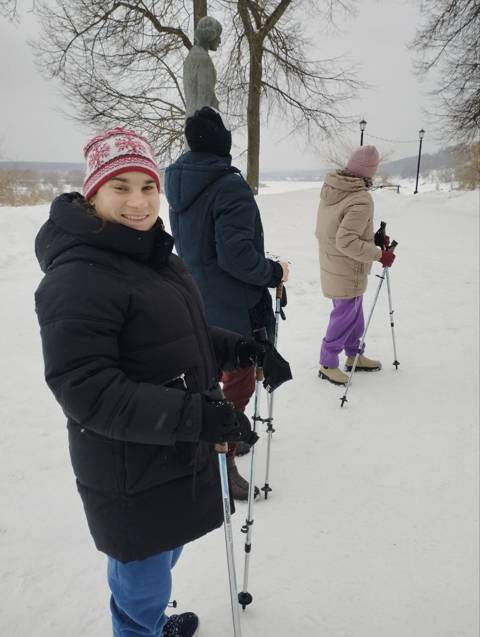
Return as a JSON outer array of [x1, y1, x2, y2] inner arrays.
[[374, 221, 387, 248], [388, 240, 398, 252], [276, 282, 284, 300]]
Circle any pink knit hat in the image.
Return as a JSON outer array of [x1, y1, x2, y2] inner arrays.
[[346, 145, 380, 179], [83, 128, 161, 200]]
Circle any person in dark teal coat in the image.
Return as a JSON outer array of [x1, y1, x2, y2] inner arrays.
[[165, 107, 289, 500], [165, 129, 286, 336]]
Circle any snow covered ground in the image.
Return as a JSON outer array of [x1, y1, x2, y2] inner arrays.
[[0, 185, 478, 637], [259, 181, 324, 195]]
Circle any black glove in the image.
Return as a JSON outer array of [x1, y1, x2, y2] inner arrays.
[[263, 347, 293, 393], [374, 222, 387, 248], [200, 394, 259, 445], [235, 337, 271, 368]]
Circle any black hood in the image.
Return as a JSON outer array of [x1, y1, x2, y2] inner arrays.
[[35, 192, 174, 273], [164, 152, 240, 214]]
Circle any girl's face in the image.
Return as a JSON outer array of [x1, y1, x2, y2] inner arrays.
[[89, 171, 160, 231]]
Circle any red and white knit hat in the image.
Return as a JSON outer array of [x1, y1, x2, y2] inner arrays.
[[83, 128, 161, 200]]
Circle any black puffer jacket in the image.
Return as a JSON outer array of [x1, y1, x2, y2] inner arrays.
[[34, 193, 241, 562]]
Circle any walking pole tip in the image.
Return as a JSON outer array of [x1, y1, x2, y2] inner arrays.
[[261, 483, 272, 499], [238, 592, 253, 610]]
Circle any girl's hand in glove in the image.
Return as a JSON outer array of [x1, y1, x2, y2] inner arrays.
[[200, 394, 259, 446]]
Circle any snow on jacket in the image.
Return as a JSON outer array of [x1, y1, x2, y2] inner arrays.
[[314, 171, 381, 299], [165, 151, 282, 337], [34, 193, 241, 563]]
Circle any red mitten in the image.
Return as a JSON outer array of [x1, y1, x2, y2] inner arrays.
[[379, 250, 396, 268], [384, 235, 390, 249]]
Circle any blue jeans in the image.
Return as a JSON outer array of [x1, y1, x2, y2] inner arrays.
[[108, 547, 183, 637]]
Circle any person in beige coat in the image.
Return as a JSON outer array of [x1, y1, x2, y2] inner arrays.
[[315, 145, 396, 385]]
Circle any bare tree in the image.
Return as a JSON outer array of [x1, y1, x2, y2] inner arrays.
[[412, 0, 480, 143], [223, 0, 359, 191], [0, 0, 18, 20], [452, 141, 480, 190], [193, 0, 207, 25], [0, 0, 37, 20], [33, 0, 359, 188], [34, 1, 195, 159]]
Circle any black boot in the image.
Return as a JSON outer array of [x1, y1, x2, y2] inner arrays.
[[163, 612, 199, 637]]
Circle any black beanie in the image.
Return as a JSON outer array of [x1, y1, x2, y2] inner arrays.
[[185, 107, 232, 156]]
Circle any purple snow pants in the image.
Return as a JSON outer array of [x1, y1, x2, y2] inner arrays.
[[320, 296, 365, 368]]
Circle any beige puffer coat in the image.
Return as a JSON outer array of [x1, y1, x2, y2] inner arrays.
[[315, 171, 381, 299]]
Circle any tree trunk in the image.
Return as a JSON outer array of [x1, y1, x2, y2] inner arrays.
[[193, 0, 207, 27], [246, 38, 262, 194]]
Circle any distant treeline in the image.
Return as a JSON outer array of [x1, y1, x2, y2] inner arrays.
[[0, 143, 478, 206], [381, 143, 478, 184], [0, 164, 84, 206], [262, 143, 479, 190]]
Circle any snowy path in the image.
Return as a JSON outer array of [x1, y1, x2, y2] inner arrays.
[[0, 187, 478, 636]]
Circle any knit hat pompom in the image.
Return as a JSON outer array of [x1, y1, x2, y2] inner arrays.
[[346, 145, 380, 179], [185, 107, 232, 156], [83, 128, 161, 200]]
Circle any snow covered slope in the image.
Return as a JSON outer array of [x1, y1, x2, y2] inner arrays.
[[0, 187, 478, 637]]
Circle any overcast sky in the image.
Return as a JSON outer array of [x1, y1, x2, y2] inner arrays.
[[0, 0, 438, 171]]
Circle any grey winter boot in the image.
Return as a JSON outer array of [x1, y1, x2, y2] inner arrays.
[[318, 365, 349, 386], [345, 355, 382, 372]]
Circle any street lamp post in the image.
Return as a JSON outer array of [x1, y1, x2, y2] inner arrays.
[[414, 128, 425, 194], [360, 119, 367, 146]]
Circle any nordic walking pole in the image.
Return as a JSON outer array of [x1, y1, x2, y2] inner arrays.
[[217, 445, 243, 636], [261, 283, 284, 499], [385, 268, 400, 369], [238, 328, 266, 611], [375, 222, 400, 370], [340, 241, 398, 407]]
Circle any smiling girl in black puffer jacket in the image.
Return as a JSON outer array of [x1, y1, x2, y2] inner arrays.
[[34, 128, 260, 637]]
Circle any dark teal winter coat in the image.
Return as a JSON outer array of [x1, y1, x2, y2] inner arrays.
[[165, 152, 282, 337]]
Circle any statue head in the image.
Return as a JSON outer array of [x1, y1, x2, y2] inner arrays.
[[194, 16, 222, 51]]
